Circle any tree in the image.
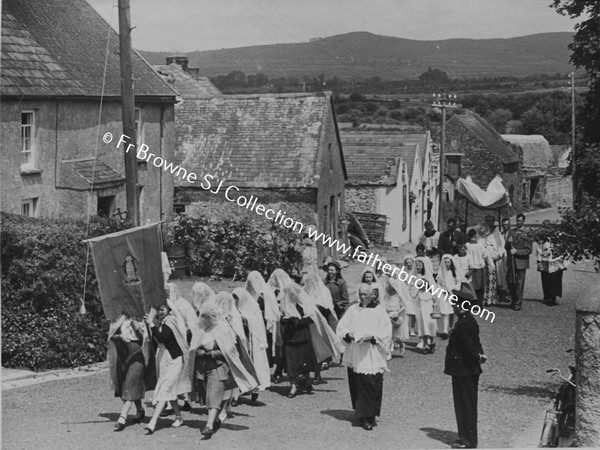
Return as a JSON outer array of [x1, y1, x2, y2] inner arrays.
[[552, 0, 600, 200], [486, 108, 512, 133], [418, 67, 449, 85]]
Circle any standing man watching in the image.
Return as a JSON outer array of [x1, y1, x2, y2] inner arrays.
[[505, 213, 532, 311], [439, 217, 466, 256], [498, 218, 512, 303], [445, 288, 487, 449]]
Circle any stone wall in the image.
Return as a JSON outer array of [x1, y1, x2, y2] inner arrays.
[[345, 187, 378, 214], [546, 175, 573, 207]]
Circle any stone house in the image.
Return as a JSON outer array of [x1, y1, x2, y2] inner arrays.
[[444, 112, 523, 225], [172, 92, 347, 262], [501, 134, 555, 207], [341, 128, 437, 246], [0, 0, 177, 222]]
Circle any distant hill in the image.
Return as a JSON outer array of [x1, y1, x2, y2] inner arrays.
[[140, 31, 575, 80]]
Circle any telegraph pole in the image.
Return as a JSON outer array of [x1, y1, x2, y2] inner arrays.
[[570, 72, 579, 211], [432, 91, 457, 230], [118, 0, 139, 226]]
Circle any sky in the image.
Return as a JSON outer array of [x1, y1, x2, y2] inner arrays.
[[88, 0, 578, 53]]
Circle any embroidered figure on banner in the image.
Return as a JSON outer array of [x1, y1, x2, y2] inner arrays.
[[122, 253, 142, 285]]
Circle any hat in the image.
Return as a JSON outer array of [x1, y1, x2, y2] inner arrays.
[[322, 258, 341, 272], [452, 286, 476, 302]]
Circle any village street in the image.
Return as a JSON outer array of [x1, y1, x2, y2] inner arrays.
[[3, 209, 596, 450]]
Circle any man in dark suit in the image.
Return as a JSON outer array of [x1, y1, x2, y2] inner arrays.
[[445, 288, 487, 449], [438, 217, 466, 256], [505, 213, 532, 311]]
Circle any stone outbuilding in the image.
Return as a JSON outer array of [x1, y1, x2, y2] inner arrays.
[[172, 92, 347, 262], [444, 112, 523, 225], [0, 0, 177, 222], [502, 134, 555, 207]]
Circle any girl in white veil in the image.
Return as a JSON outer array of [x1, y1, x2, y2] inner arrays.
[[232, 287, 271, 397]]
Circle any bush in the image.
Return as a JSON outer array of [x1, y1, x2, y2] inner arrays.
[[168, 212, 305, 280], [1, 213, 126, 371]]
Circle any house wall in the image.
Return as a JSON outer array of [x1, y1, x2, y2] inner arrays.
[[345, 187, 379, 214], [316, 100, 346, 262], [0, 99, 174, 222], [444, 122, 523, 226], [546, 175, 572, 206]]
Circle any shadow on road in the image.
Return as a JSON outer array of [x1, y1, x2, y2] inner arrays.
[[184, 418, 250, 433], [321, 409, 354, 423], [420, 427, 458, 446], [482, 384, 552, 399]]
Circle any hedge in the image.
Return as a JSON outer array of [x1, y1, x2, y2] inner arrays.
[[1, 213, 126, 371], [168, 214, 304, 280]]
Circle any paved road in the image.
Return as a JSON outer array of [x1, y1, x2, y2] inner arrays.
[[3, 244, 596, 449], [4, 207, 593, 449]]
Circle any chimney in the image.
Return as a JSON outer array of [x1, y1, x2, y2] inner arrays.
[[166, 55, 188, 71]]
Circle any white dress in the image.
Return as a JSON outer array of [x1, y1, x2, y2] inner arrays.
[[336, 304, 392, 375]]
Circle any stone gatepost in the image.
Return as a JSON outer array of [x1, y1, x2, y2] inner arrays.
[[575, 285, 600, 447]]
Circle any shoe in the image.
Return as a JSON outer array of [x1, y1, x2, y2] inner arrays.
[[143, 425, 154, 435], [160, 408, 173, 417], [451, 443, 469, 449], [429, 343, 436, 354], [439, 333, 449, 340], [114, 416, 126, 432], [181, 402, 192, 412], [398, 344, 405, 357], [512, 306, 521, 311], [306, 382, 313, 394], [230, 398, 239, 407], [287, 387, 298, 398], [321, 362, 329, 371], [251, 393, 259, 402], [273, 375, 283, 384], [409, 331, 416, 337], [313, 375, 323, 384], [201, 426, 213, 438], [171, 417, 184, 428], [362, 421, 373, 431], [214, 418, 222, 431], [132, 409, 145, 424], [422, 345, 429, 354]]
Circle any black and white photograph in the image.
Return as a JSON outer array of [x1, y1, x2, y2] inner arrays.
[[2, 0, 600, 448]]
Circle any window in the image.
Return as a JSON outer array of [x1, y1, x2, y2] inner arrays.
[[173, 204, 186, 215], [21, 111, 36, 169], [21, 198, 38, 217], [446, 155, 461, 181], [402, 184, 407, 231], [135, 108, 147, 168], [97, 196, 115, 218]]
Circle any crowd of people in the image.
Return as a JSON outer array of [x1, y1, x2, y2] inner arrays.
[[105, 212, 562, 446]]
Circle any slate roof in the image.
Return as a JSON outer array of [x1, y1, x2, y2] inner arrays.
[[341, 132, 400, 185], [501, 134, 554, 169], [58, 159, 125, 191], [174, 93, 345, 188], [153, 64, 222, 100], [341, 131, 424, 186], [1, 0, 175, 99], [450, 113, 519, 164], [339, 130, 425, 184]]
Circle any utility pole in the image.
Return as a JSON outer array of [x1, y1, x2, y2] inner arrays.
[[570, 72, 579, 211], [432, 91, 457, 230], [118, 0, 139, 226]]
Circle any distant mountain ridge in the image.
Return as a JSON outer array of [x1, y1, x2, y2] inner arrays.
[[140, 31, 575, 79]]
